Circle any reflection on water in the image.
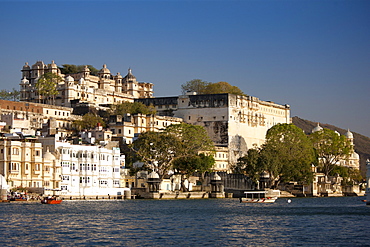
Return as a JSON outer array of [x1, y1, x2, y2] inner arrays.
[[0, 197, 369, 246]]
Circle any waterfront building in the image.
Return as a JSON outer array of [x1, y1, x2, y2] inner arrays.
[[38, 136, 127, 197], [138, 93, 291, 170], [311, 124, 360, 170], [20, 61, 153, 108], [0, 136, 61, 194]]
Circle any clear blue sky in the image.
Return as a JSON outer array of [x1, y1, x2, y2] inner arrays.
[[1, 0, 369, 137]]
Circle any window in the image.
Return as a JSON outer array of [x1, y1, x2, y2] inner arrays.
[[35, 150, 40, 156], [35, 163, 41, 171], [62, 175, 69, 181], [61, 185, 68, 191]]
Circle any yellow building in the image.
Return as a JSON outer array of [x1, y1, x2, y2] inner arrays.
[[0, 137, 61, 194]]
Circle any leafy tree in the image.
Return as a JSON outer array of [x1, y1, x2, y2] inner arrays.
[[181, 79, 210, 95], [35, 72, 61, 104], [73, 113, 106, 131], [132, 131, 180, 179], [59, 64, 99, 76], [310, 128, 353, 176], [132, 123, 215, 180], [165, 123, 215, 157], [173, 153, 215, 191], [236, 148, 264, 183], [110, 101, 156, 116], [261, 123, 316, 186], [173, 155, 201, 192], [206, 81, 246, 96], [181, 79, 246, 96], [0, 88, 20, 101]]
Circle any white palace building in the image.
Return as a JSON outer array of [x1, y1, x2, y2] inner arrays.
[[20, 60, 153, 107]]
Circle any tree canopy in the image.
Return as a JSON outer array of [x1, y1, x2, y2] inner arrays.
[[132, 123, 215, 180], [235, 148, 264, 183], [261, 123, 316, 186], [35, 72, 61, 104], [73, 113, 106, 131], [310, 128, 352, 176], [110, 101, 156, 116], [181, 79, 246, 96], [0, 88, 20, 101], [59, 64, 99, 76]]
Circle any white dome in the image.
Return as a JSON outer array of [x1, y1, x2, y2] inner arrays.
[[43, 149, 56, 161], [312, 123, 323, 133], [65, 75, 74, 83], [345, 129, 354, 139]]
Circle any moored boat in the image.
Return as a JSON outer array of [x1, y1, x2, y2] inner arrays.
[[240, 190, 278, 203], [41, 197, 62, 204]]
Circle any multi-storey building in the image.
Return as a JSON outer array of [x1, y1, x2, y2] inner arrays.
[[0, 99, 80, 138], [20, 60, 153, 107], [38, 136, 127, 197], [138, 93, 291, 169], [108, 114, 183, 144], [0, 136, 61, 194]]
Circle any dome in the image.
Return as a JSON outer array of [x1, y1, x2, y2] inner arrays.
[[49, 60, 58, 69], [312, 123, 323, 133], [83, 65, 90, 72], [148, 171, 159, 179], [345, 129, 354, 139], [43, 148, 56, 161], [22, 62, 30, 70], [124, 68, 136, 80], [21, 76, 29, 84], [65, 75, 74, 83], [115, 72, 122, 79], [99, 64, 111, 74]]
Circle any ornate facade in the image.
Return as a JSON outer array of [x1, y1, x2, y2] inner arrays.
[[20, 61, 153, 107], [138, 93, 291, 169]]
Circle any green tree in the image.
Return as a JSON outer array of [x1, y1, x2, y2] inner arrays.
[[261, 123, 316, 186], [35, 72, 61, 104], [0, 88, 20, 101], [181, 79, 210, 95], [236, 148, 264, 183], [73, 113, 106, 131], [181, 79, 246, 96], [110, 101, 156, 116], [59, 64, 99, 76], [132, 131, 180, 179], [172, 153, 215, 191], [165, 123, 215, 157], [132, 123, 215, 180], [206, 81, 246, 96], [310, 128, 353, 176]]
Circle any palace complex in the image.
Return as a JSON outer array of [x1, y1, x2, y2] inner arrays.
[[0, 60, 363, 199]]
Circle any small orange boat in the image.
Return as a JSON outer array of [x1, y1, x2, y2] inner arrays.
[[41, 197, 62, 204]]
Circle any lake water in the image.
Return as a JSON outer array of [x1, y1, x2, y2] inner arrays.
[[0, 196, 369, 246]]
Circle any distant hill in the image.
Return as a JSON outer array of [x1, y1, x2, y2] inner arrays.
[[292, 116, 370, 177]]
